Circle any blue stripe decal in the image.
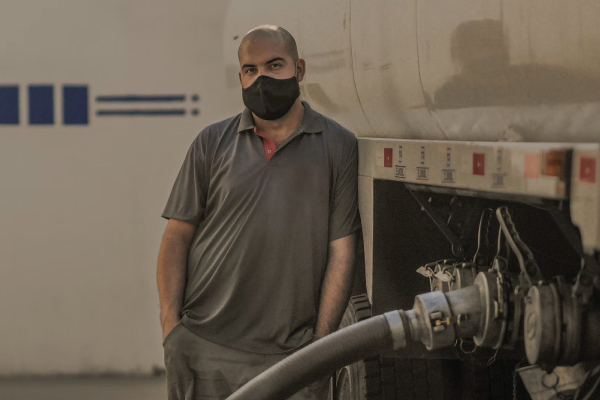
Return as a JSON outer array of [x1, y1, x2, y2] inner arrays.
[[0, 86, 19, 125], [96, 109, 186, 116], [63, 85, 89, 125], [96, 95, 186, 102], [29, 85, 54, 125]]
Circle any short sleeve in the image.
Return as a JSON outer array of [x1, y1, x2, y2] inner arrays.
[[161, 134, 209, 226], [328, 137, 361, 241]]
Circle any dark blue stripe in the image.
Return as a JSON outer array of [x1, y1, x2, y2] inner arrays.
[[96, 95, 186, 102], [29, 85, 54, 125], [63, 85, 89, 125], [0, 86, 19, 125], [96, 109, 186, 116]]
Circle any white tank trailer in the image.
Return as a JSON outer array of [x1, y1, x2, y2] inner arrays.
[[225, 1, 600, 399]]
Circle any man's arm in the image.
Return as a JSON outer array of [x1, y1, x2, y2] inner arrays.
[[314, 233, 358, 339], [156, 219, 197, 341]]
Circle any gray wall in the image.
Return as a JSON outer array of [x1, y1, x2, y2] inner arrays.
[[0, 0, 232, 375]]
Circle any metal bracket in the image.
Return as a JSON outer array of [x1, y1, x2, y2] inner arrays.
[[409, 189, 465, 258]]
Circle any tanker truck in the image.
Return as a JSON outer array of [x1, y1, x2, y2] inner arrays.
[[223, 1, 600, 399]]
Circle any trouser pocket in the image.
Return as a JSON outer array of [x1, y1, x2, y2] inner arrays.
[[162, 322, 182, 347]]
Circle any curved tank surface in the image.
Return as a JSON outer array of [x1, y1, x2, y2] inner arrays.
[[224, 0, 600, 143]]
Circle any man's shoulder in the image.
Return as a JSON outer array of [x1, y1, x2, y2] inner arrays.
[[315, 112, 357, 155], [195, 113, 242, 143], [314, 110, 357, 144]]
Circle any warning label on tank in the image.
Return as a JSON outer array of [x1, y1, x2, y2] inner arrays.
[[395, 166, 406, 179], [417, 167, 429, 180], [580, 157, 597, 184], [442, 169, 455, 183], [492, 173, 506, 188], [384, 148, 393, 168], [525, 154, 539, 179], [473, 153, 485, 176]]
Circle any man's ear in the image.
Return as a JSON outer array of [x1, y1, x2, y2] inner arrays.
[[238, 70, 242, 86], [296, 58, 306, 83]]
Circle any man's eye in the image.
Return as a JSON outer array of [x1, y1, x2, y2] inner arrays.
[[245, 68, 255, 74], [271, 63, 281, 68]]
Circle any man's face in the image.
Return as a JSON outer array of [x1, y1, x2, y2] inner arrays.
[[238, 37, 302, 89]]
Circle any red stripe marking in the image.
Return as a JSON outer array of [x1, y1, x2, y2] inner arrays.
[[525, 154, 539, 179], [473, 153, 485, 176], [384, 148, 393, 168], [580, 157, 597, 184]]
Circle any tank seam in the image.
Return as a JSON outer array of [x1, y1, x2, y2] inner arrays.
[[414, 0, 447, 138], [348, 0, 376, 136]]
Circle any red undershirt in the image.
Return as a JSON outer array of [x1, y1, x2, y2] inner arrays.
[[253, 127, 277, 161]]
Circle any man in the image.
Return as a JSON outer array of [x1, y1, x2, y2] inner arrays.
[[157, 25, 361, 399]]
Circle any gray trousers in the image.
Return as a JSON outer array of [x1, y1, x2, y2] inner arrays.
[[163, 322, 330, 400]]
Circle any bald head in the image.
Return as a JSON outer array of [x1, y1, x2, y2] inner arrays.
[[238, 25, 298, 63]]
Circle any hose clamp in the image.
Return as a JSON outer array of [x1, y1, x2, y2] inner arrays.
[[384, 310, 407, 350]]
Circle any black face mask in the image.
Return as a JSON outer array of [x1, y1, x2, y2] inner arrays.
[[242, 74, 300, 121]]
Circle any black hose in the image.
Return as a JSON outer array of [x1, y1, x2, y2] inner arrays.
[[227, 315, 393, 400]]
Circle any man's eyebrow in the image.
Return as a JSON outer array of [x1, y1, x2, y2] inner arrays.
[[265, 57, 286, 64], [241, 57, 286, 70]]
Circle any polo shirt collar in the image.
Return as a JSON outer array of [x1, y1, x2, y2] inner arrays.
[[237, 100, 323, 134]]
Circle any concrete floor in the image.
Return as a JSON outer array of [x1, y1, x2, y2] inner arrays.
[[0, 376, 167, 400]]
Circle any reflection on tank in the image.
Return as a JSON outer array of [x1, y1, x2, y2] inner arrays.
[[301, 49, 350, 114], [434, 19, 600, 110], [302, 82, 346, 114]]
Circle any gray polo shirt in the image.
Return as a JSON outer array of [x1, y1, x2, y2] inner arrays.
[[161, 101, 361, 354]]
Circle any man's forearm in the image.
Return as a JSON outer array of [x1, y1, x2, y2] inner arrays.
[[156, 232, 190, 327], [315, 233, 357, 338]]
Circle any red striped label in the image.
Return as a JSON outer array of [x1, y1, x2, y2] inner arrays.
[[473, 153, 485, 176], [384, 148, 393, 168], [580, 157, 597, 183]]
